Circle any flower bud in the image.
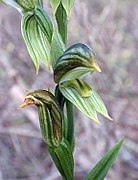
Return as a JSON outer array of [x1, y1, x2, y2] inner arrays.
[[54, 43, 101, 84], [19, 90, 63, 147]]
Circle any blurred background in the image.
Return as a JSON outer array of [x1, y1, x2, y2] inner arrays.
[[0, 0, 138, 179]]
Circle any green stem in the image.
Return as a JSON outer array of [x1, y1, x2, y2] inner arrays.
[[66, 99, 74, 150], [55, 85, 68, 139], [55, 3, 75, 150], [55, 85, 65, 111]]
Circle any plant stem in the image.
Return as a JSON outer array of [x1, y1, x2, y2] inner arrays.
[[66, 99, 74, 150], [55, 4, 75, 150], [55, 85, 65, 111]]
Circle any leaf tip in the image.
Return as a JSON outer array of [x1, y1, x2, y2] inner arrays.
[[118, 137, 125, 145], [93, 62, 102, 73], [93, 118, 101, 125], [106, 115, 113, 121], [35, 66, 39, 75]]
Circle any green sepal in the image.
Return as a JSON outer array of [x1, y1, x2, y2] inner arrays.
[[59, 79, 99, 124], [63, 78, 92, 97], [59, 79, 112, 124], [90, 90, 113, 121], [0, 0, 42, 14], [21, 14, 50, 73], [85, 138, 124, 180], [34, 7, 53, 43], [50, 29, 65, 69], [54, 43, 101, 84], [48, 139, 74, 180]]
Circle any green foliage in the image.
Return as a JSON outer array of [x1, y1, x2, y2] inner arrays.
[[1, 0, 124, 179], [55, 3, 67, 44], [50, 0, 61, 14], [49, 139, 74, 180], [59, 79, 112, 124], [62, 0, 74, 16], [85, 138, 124, 180], [21, 14, 50, 73], [50, 0, 74, 16], [34, 7, 53, 43], [50, 29, 65, 68]]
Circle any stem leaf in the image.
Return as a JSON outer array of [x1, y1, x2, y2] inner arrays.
[[62, 0, 74, 16], [85, 138, 124, 180], [21, 14, 50, 73], [50, 29, 65, 69], [50, 0, 61, 14], [55, 3, 67, 44], [48, 139, 74, 180], [34, 7, 53, 43]]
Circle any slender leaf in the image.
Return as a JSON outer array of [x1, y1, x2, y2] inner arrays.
[[85, 138, 124, 180], [55, 2, 68, 44], [62, 0, 74, 16], [21, 14, 50, 73], [50, 0, 61, 14], [50, 29, 65, 69]]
